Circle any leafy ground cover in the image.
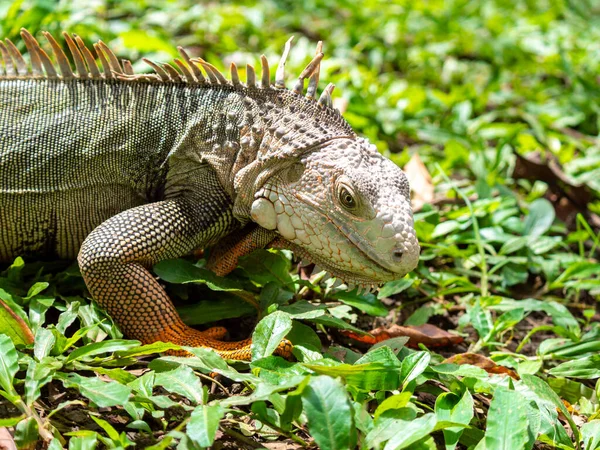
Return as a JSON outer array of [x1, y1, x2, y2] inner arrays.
[[0, 0, 599, 449]]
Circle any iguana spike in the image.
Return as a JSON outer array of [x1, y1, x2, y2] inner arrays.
[[142, 58, 169, 81], [318, 83, 335, 108], [275, 36, 293, 89], [174, 58, 194, 83], [177, 46, 205, 83], [73, 34, 100, 78], [306, 41, 323, 100], [42, 32, 74, 79], [62, 32, 88, 79], [93, 43, 113, 79], [230, 62, 241, 86], [161, 63, 182, 82], [5, 38, 28, 76], [122, 59, 134, 75], [96, 40, 123, 74], [20, 29, 44, 76], [193, 58, 227, 84], [0, 42, 11, 76], [292, 51, 324, 94], [246, 63, 256, 87], [260, 54, 270, 88]]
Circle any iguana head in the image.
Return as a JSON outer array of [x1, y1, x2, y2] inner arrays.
[[250, 136, 419, 292]]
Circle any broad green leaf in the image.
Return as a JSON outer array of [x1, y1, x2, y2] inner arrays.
[[435, 389, 474, 450], [374, 392, 412, 420], [400, 351, 430, 389], [154, 258, 244, 291], [239, 250, 294, 287], [65, 339, 140, 363], [378, 278, 414, 299], [383, 413, 437, 450], [115, 341, 180, 358], [333, 290, 388, 316], [305, 361, 402, 391], [252, 310, 293, 360], [62, 373, 131, 408], [366, 409, 416, 448], [484, 388, 531, 450], [524, 198, 555, 238], [581, 420, 600, 450], [68, 434, 98, 450], [301, 375, 355, 450], [25, 358, 61, 406], [90, 415, 120, 441], [548, 355, 600, 379], [34, 327, 55, 360], [0, 334, 19, 396], [187, 405, 224, 447], [154, 365, 204, 404], [522, 374, 579, 443], [0, 298, 34, 346], [14, 416, 39, 449]]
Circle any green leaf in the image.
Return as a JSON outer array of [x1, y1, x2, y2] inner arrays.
[[68, 434, 98, 450], [34, 327, 55, 360], [252, 310, 293, 360], [400, 351, 430, 389], [154, 258, 244, 291], [522, 374, 580, 443], [187, 404, 224, 447], [154, 365, 204, 404], [378, 278, 414, 299], [484, 388, 531, 450], [239, 250, 293, 287], [581, 420, 600, 450], [305, 361, 402, 391], [0, 297, 34, 346], [65, 339, 140, 363], [435, 389, 474, 450], [524, 198, 555, 238], [548, 354, 600, 379], [301, 375, 355, 450], [14, 416, 39, 449], [0, 334, 19, 397], [62, 373, 131, 408], [383, 413, 437, 450], [333, 290, 388, 316]]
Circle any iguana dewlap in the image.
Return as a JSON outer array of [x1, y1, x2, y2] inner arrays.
[[0, 30, 420, 360]]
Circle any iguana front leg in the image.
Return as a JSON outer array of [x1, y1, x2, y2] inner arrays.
[[77, 168, 291, 360]]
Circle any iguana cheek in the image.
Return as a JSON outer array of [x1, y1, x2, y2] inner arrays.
[[250, 198, 277, 230]]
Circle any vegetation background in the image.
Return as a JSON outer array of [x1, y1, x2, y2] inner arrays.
[[0, 0, 599, 449]]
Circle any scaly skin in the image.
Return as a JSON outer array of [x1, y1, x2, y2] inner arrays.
[[0, 30, 419, 360]]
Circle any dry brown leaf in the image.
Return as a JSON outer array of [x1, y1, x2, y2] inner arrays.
[[404, 153, 434, 212], [443, 353, 519, 380], [343, 323, 463, 348]]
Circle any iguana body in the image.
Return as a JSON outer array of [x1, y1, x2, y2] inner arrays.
[[0, 30, 419, 359]]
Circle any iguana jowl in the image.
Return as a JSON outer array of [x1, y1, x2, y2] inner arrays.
[[0, 30, 420, 359]]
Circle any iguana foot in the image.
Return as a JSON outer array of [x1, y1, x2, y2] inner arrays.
[[156, 325, 293, 360]]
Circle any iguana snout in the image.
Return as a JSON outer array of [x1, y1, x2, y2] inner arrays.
[[251, 137, 419, 292]]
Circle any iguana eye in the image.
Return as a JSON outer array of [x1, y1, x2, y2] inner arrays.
[[338, 185, 357, 211]]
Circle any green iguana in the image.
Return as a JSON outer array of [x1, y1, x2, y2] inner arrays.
[[0, 29, 420, 360]]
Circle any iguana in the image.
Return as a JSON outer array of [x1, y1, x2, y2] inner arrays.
[[0, 29, 420, 360]]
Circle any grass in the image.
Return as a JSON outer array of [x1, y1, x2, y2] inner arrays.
[[0, 0, 599, 449]]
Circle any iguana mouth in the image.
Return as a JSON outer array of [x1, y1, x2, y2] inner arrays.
[[271, 237, 393, 295]]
